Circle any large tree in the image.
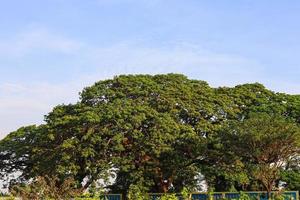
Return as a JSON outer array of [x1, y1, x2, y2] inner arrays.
[[1, 74, 299, 195], [79, 74, 214, 193]]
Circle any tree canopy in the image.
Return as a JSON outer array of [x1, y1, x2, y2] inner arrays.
[[0, 74, 299, 196]]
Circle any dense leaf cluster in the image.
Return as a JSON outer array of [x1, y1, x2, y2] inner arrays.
[[0, 74, 299, 196]]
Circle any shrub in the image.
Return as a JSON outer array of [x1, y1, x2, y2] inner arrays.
[[127, 184, 149, 200], [159, 193, 178, 200]]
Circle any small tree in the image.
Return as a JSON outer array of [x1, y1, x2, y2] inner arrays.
[[220, 114, 300, 199], [10, 175, 81, 200]]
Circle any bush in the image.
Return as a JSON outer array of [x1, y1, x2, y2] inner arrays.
[[127, 184, 149, 200], [181, 187, 192, 200], [10, 175, 81, 200], [159, 193, 178, 200], [239, 192, 252, 200]]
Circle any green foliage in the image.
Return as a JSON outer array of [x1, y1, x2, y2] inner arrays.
[[181, 187, 192, 200], [280, 157, 300, 192], [10, 175, 80, 200], [127, 184, 148, 200], [239, 192, 252, 200], [207, 189, 214, 200], [273, 194, 286, 200], [0, 196, 15, 200], [159, 193, 178, 200]]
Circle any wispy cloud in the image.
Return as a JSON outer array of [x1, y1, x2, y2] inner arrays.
[[0, 81, 82, 138], [0, 28, 82, 57], [80, 42, 263, 87], [0, 27, 298, 138]]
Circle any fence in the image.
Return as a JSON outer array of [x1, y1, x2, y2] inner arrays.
[[188, 191, 298, 200], [100, 194, 123, 200], [98, 191, 299, 200]]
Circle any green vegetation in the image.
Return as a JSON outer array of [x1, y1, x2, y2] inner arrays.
[[0, 74, 299, 198]]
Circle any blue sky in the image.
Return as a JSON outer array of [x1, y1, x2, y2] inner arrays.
[[0, 0, 300, 137]]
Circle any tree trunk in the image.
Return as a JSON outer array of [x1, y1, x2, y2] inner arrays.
[[159, 176, 173, 193]]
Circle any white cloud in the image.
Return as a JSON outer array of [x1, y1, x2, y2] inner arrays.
[[0, 28, 82, 57], [79, 42, 265, 87], [0, 28, 298, 139], [0, 82, 81, 138], [263, 81, 300, 95]]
